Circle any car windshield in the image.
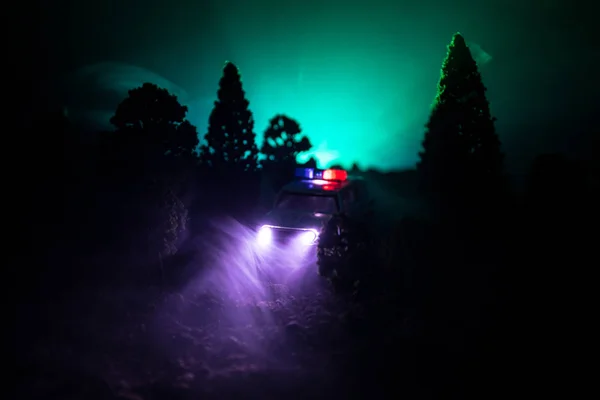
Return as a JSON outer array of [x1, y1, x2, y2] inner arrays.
[[276, 192, 338, 214]]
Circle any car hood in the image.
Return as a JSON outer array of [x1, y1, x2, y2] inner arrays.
[[262, 210, 332, 231]]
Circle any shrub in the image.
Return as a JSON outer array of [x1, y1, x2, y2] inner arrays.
[[151, 188, 189, 257]]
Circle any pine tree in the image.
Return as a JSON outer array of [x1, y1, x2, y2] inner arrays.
[[418, 33, 503, 203], [200, 62, 258, 173]]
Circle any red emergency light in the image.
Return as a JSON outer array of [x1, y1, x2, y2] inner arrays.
[[322, 169, 347, 181]]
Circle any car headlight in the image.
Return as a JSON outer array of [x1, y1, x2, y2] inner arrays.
[[298, 229, 319, 245], [257, 225, 272, 246]]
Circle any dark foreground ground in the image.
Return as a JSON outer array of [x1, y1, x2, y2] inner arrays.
[[15, 217, 407, 399], [17, 256, 516, 400], [17, 273, 356, 399], [15, 184, 529, 400]]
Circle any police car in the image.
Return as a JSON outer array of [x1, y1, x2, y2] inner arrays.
[[256, 167, 373, 247]]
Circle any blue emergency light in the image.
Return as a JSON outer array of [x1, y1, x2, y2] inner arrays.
[[295, 167, 315, 179]]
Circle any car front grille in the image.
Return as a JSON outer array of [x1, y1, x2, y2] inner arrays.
[[271, 227, 317, 245], [272, 227, 302, 243]]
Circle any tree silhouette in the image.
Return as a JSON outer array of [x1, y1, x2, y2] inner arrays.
[[104, 83, 197, 270], [302, 157, 318, 169], [417, 33, 503, 203], [261, 114, 311, 167], [110, 83, 197, 162], [260, 114, 311, 191], [106, 83, 198, 188], [111, 82, 187, 129], [200, 62, 258, 173]]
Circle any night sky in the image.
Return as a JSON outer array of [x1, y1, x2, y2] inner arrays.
[[35, 0, 598, 173]]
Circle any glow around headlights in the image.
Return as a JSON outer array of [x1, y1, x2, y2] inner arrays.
[[257, 225, 319, 246], [257, 225, 272, 246], [298, 229, 318, 245]]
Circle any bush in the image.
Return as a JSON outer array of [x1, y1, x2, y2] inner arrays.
[[151, 188, 189, 258], [113, 184, 189, 280]]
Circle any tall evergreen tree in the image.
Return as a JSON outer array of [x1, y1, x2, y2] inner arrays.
[[200, 62, 258, 173], [418, 33, 503, 202]]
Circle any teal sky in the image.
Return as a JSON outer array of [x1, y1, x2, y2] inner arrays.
[[46, 0, 598, 172]]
